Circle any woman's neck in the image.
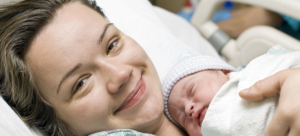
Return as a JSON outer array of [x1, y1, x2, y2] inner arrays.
[[152, 115, 186, 136]]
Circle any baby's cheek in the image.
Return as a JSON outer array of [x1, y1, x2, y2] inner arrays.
[[185, 121, 202, 136], [167, 102, 180, 122]]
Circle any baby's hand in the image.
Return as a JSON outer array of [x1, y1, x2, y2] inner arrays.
[[239, 68, 300, 136]]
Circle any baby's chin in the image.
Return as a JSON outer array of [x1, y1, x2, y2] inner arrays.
[[187, 131, 203, 136], [185, 125, 203, 136]]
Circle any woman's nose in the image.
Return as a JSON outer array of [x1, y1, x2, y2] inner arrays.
[[185, 102, 194, 118], [102, 61, 133, 93]]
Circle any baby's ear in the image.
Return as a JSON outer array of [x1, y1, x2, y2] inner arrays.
[[221, 70, 231, 75]]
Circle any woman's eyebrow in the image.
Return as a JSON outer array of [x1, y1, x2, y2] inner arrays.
[[57, 63, 82, 94], [56, 23, 113, 94], [99, 23, 113, 43]]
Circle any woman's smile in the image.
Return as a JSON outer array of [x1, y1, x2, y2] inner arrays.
[[115, 76, 146, 113]]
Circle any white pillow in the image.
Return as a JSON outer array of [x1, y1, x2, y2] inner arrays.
[[0, 96, 40, 136], [152, 6, 220, 59], [97, 0, 220, 82]]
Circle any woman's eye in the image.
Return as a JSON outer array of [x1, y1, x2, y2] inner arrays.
[[73, 78, 88, 94], [107, 38, 119, 54]]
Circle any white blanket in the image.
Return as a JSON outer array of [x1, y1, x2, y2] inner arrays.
[[202, 45, 300, 136]]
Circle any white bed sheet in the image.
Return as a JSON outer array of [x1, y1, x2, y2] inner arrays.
[[153, 6, 220, 59], [97, 0, 221, 82]]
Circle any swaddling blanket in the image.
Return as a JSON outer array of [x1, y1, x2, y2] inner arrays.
[[201, 45, 300, 136]]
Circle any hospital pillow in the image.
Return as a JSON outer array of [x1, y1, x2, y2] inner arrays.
[[0, 0, 220, 135], [96, 0, 220, 82]]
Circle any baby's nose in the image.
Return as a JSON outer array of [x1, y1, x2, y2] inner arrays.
[[185, 103, 194, 118]]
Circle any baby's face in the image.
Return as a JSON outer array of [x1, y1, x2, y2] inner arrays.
[[168, 70, 229, 136]]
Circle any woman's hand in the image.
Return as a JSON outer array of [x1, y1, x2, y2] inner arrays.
[[239, 68, 300, 136]]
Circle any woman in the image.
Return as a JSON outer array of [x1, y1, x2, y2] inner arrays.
[[0, 0, 299, 136], [0, 0, 183, 135]]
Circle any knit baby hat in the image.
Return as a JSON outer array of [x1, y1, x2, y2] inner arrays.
[[162, 54, 236, 128]]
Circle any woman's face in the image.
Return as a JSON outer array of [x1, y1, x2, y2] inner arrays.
[[25, 2, 163, 135]]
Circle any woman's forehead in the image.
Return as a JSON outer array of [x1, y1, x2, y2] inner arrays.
[[26, 2, 108, 60], [55, 2, 106, 25], [27, 3, 107, 60]]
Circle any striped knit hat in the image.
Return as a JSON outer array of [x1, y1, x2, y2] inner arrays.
[[162, 54, 236, 128]]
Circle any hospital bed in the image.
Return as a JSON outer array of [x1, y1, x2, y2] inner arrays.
[[191, 0, 300, 67], [0, 0, 300, 135]]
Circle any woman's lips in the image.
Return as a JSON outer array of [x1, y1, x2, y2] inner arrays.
[[115, 77, 145, 113]]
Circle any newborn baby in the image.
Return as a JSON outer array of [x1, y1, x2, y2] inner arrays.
[[162, 46, 300, 136], [162, 54, 235, 136]]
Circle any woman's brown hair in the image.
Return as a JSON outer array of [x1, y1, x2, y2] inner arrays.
[[0, 0, 106, 135]]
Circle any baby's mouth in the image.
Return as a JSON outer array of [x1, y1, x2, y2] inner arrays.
[[193, 106, 208, 127], [199, 107, 208, 127]]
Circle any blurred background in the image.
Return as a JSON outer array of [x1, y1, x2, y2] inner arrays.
[[150, 0, 300, 40], [1, 0, 16, 4], [1, 0, 299, 40], [150, 0, 247, 22]]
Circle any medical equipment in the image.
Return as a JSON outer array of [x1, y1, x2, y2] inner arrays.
[[191, 0, 300, 67], [0, 0, 300, 135]]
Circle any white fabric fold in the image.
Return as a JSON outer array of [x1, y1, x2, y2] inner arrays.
[[202, 45, 300, 136]]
